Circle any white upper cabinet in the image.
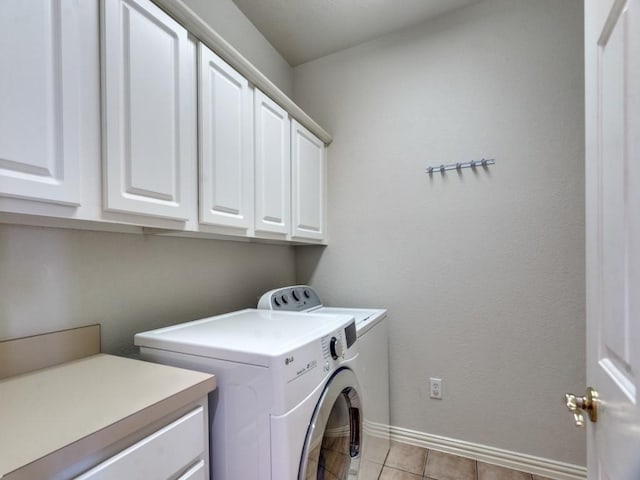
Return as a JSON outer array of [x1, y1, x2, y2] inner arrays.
[[101, 0, 195, 221], [0, 0, 328, 243], [198, 43, 253, 230], [0, 0, 82, 206], [291, 120, 326, 242], [254, 90, 291, 235]]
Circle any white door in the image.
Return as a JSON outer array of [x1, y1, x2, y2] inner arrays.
[[291, 120, 326, 242], [254, 90, 290, 235], [0, 0, 81, 206], [102, 0, 195, 221], [198, 43, 253, 230], [584, 0, 640, 478]]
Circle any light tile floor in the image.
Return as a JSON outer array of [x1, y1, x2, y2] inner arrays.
[[366, 441, 553, 480]]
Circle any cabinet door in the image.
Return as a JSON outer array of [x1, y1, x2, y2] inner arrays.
[[198, 44, 253, 230], [254, 90, 290, 235], [291, 120, 326, 241], [102, 0, 194, 221], [0, 0, 81, 206]]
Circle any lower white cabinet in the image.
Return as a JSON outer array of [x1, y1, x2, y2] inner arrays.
[[291, 120, 326, 241], [75, 406, 207, 480]]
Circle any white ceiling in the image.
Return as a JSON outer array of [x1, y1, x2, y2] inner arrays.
[[232, 0, 482, 66]]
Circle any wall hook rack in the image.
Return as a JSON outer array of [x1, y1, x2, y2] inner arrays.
[[426, 158, 495, 175]]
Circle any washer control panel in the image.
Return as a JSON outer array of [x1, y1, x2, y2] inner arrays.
[[318, 320, 356, 372], [321, 331, 342, 373], [257, 285, 322, 312]]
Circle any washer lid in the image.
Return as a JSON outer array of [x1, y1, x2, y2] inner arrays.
[[134, 309, 355, 367]]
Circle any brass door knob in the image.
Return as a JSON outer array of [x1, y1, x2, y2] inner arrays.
[[565, 387, 598, 427]]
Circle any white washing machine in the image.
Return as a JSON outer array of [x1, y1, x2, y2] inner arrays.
[[258, 287, 390, 474], [134, 309, 363, 480]]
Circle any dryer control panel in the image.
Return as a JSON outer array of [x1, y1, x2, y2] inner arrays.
[[257, 285, 322, 312]]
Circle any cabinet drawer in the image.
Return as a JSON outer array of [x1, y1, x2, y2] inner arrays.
[[75, 406, 205, 480], [177, 460, 206, 480]]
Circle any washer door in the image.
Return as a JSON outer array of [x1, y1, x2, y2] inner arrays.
[[299, 368, 362, 480]]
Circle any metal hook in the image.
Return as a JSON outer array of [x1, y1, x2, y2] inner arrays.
[[425, 158, 495, 175]]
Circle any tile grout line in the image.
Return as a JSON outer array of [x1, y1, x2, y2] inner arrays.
[[423, 448, 430, 479], [378, 442, 392, 480]]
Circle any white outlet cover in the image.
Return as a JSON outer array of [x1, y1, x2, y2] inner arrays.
[[430, 377, 442, 399]]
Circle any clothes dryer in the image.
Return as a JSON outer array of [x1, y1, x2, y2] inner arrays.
[[258, 287, 390, 476], [135, 309, 363, 480]]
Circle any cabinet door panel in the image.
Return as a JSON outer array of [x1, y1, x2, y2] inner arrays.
[[198, 44, 252, 229], [291, 120, 325, 241], [254, 90, 290, 235], [0, 0, 81, 205], [102, 0, 194, 220]]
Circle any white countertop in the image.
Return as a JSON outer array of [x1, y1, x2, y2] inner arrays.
[[0, 354, 215, 479]]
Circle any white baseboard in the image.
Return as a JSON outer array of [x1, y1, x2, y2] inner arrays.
[[389, 425, 587, 480], [363, 419, 390, 437]]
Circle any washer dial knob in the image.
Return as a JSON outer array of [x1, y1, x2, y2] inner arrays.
[[329, 336, 344, 360]]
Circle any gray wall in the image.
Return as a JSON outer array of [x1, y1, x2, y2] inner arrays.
[[0, 225, 295, 354], [294, 0, 585, 465], [183, 0, 293, 96]]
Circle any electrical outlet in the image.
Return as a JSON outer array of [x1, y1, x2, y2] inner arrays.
[[430, 377, 442, 399]]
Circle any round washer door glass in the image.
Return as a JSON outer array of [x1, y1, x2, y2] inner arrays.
[[300, 368, 362, 480]]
